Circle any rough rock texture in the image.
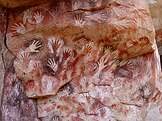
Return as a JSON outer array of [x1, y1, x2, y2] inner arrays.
[[148, 0, 162, 56], [0, 0, 50, 8], [4, 0, 157, 98], [0, 7, 39, 121], [148, 0, 162, 31], [148, 0, 162, 72], [37, 50, 162, 121], [0, 7, 7, 109], [7, 0, 155, 59], [0, 0, 162, 121], [1, 71, 40, 121]]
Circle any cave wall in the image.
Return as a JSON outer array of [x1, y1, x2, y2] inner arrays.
[[0, 7, 39, 121], [0, 0, 162, 121]]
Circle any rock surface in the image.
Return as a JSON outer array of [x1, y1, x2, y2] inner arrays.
[[0, 7, 7, 109], [148, 0, 162, 66], [1, 71, 40, 121], [37, 50, 162, 121], [0, 0, 50, 8], [7, 0, 155, 59], [0, 0, 162, 121], [0, 7, 39, 121]]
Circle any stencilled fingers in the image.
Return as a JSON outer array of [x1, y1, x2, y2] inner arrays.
[[33, 12, 44, 24], [28, 40, 42, 53], [85, 12, 107, 23], [18, 51, 31, 61], [49, 37, 64, 48], [82, 44, 92, 53], [63, 48, 72, 59], [21, 10, 32, 24], [33, 61, 41, 69], [72, 0, 82, 10], [98, 54, 109, 66], [11, 23, 26, 34], [47, 58, 58, 73], [48, 37, 64, 56], [74, 14, 86, 27]]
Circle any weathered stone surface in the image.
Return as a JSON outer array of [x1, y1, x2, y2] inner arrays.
[[0, 6, 39, 121], [0, 7, 7, 111], [11, 34, 119, 98], [1, 71, 40, 121], [7, 0, 155, 59], [5, 0, 157, 98], [37, 49, 162, 120], [148, 1, 162, 46], [0, 0, 50, 8], [148, 0, 162, 31], [0, 0, 161, 121], [147, 0, 162, 66]]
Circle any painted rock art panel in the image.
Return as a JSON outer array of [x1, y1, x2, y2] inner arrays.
[[12, 33, 119, 98], [0, 7, 39, 121], [37, 50, 162, 121], [1, 0, 161, 121], [7, 0, 155, 59]]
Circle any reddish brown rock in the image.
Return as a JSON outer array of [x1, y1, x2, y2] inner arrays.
[[5, 0, 157, 98], [0, 6, 39, 121], [147, 0, 162, 66], [12, 34, 119, 98], [7, 0, 155, 59], [148, 0, 162, 32], [147, 0, 162, 47], [0, 0, 50, 8], [37, 49, 162, 120], [2, 0, 161, 120]]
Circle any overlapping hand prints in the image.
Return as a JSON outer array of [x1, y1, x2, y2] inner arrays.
[[4, 0, 162, 121], [7, 0, 155, 59]]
